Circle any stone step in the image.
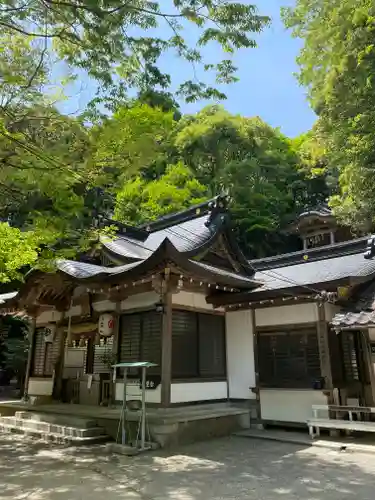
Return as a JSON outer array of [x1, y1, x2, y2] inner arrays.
[[1, 416, 104, 438], [0, 416, 110, 445], [0, 422, 109, 445], [15, 411, 97, 429]]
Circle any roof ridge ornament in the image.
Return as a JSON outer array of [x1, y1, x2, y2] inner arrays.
[[364, 235, 375, 259], [206, 193, 231, 227]]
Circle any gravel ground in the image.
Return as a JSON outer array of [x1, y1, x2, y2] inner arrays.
[[1, 433, 375, 500]]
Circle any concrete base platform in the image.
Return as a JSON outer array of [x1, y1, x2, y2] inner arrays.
[[235, 427, 375, 455], [0, 400, 253, 448]]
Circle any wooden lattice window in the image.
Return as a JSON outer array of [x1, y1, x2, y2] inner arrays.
[[118, 311, 161, 375], [340, 331, 368, 384], [32, 328, 61, 377], [172, 310, 226, 380], [258, 327, 321, 388]]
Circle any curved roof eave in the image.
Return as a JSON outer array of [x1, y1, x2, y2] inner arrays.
[[58, 238, 258, 289]]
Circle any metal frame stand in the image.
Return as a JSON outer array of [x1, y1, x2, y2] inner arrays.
[[114, 362, 155, 452]]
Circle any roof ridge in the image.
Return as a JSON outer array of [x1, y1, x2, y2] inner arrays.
[[250, 236, 369, 270], [138, 194, 230, 232]]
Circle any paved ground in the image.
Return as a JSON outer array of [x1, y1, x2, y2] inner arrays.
[[1, 434, 375, 500]]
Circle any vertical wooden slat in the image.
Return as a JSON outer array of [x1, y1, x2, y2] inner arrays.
[[52, 324, 66, 400], [161, 289, 172, 407], [251, 309, 261, 419], [362, 329, 375, 406], [316, 302, 333, 398], [24, 317, 36, 400]]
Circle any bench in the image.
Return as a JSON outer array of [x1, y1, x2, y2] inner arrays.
[[307, 405, 375, 439]]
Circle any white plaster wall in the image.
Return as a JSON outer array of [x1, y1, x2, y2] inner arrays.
[[171, 381, 227, 403], [255, 303, 318, 327], [121, 291, 159, 311], [64, 348, 85, 368], [36, 310, 63, 325], [226, 310, 256, 399], [260, 389, 328, 423], [115, 381, 161, 404], [92, 300, 117, 312], [172, 291, 224, 312], [28, 378, 53, 396]]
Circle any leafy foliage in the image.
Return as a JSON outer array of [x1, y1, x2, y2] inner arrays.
[[171, 106, 326, 256], [0, 224, 40, 283], [90, 103, 175, 186], [0, 0, 269, 105], [114, 162, 207, 224], [283, 0, 375, 231]]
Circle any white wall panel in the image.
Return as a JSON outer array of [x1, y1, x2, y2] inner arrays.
[[226, 310, 256, 399]]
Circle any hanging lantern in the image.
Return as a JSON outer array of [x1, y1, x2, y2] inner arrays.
[[98, 313, 115, 337]]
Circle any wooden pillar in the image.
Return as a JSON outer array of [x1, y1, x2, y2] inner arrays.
[[111, 303, 122, 405], [23, 316, 36, 401], [362, 329, 375, 406], [250, 308, 262, 420], [316, 302, 333, 398], [161, 288, 172, 407], [52, 323, 67, 401]]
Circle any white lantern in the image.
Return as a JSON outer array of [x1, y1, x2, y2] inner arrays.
[[43, 324, 56, 343], [98, 313, 115, 337]]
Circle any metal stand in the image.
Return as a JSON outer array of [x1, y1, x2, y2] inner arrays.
[[136, 366, 151, 451], [113, 362, 156, 452]]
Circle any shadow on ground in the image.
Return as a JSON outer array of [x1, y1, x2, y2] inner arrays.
[[1, 433, 375, 499]]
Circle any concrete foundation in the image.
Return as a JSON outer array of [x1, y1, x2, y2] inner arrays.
[[0, 400, 253, 448]]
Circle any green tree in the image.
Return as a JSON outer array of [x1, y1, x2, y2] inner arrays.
[[1, 0, 269, 105], [0, 224, 40, 283], [283, 0, 375, 231], [90, 103, 175, 186], [0, 316, 29, 393], [114, 162, 208, 224], [172, 106, 325, 256]]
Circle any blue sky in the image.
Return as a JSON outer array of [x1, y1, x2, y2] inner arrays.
[[60, 0, 316, 138]]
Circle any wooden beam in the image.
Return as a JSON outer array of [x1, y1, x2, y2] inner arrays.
[[52, 323, 67, 400], [23, 317, 36, 400], [161, 288, 173, 407], [316, 302, 333, 394], [111, 303, 122, 406], [251, 309, 261, 420], [256, 322, 317, 333], [361, 329, 375, 406]]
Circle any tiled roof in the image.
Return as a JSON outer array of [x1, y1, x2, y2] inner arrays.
[[297, 205, 332, 219], [252, 250, 375, 292], [0, 291, 18, 305], [55, 239, 257, 289], [57, 260, 141, 279], [331, 311, 375, 328], [331, 279, 375, 329], [103, 213, 217, 260], [250, 237, 369, 270]]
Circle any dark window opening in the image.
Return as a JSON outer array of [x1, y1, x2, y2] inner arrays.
[[340, 331, 368, 384], [172, 310, 226, 380], [118, 311, 161, 375], [258, 327, 321, 389], [31, 328, 60, 377]]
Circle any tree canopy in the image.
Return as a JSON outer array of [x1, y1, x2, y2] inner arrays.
[[1, 0, 269, 105], [1, 0, 352, 282], [283, 0, 375, 231], [114, 161, 207, 223]]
